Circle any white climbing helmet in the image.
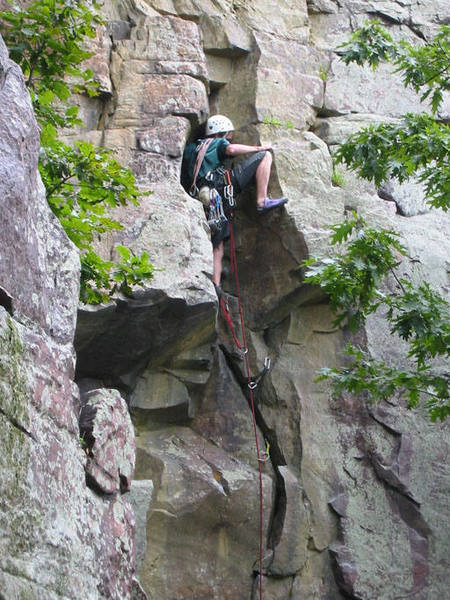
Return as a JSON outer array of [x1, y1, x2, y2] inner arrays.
[[206, 114, 234, 136]]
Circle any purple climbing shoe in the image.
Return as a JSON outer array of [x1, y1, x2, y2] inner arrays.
[[257, 197, 288, 214]]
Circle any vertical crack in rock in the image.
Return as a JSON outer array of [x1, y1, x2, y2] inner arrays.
[[366, 447, 431, 597], [0, 64, 13, 91], [328, 489, 362, 600], [219, 342, 288, 567], [330, 419, 432, 600]]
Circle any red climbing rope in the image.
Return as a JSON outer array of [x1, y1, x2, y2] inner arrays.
[[228, 217, 265, 600], [219, 296, 244, 351]]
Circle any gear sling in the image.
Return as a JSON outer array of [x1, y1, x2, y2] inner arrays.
[[188, 139, 235, 232]]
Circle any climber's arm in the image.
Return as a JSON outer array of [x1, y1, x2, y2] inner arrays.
[[225, 143, 272, 156]]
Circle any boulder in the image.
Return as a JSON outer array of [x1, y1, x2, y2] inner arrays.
[[378, 178, 429, 216], [236, 0, 309, 40], [269, 466, 309, 575], [134, 426, 273, 600], [127, 479, 154, 569], [0, 311, 138, 600], [252, 575, 294, 600], [80, 388, 136, 494], [315, 113, 400, 147], [83, 25, 113, 94], [74, 185, 217, 383], [200, 13, 252, 56]]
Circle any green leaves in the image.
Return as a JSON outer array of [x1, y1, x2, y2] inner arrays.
[[305, 217, 450, 420], [395, 26, 450, 114], [80, 248, 155, 305], [339, 22, 450, 114], [322, 23, 450, 419], [0, 0, 103, 129], [335, 114, 450, 211], [1, 0, 155, 304], [338, 20, 398, 69], [40, 136, 152, 302], [387, 282, 450, 367], [316, 346, 449, 422], [304, 216, 406, 331], [336, 22, 450, 212], [113, 247, 155, 297]]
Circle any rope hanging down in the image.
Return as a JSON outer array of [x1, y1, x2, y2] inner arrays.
[[226, 216, 267, 600]]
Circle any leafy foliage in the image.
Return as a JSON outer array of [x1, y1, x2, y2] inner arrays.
[[331, 168, 345, 187], [80, 247, 155, 304], [305, 218, 450, 421], [338, 21, 450, 112], [335, 113, 450, 211], [304, 214, 406, 331], [262, 115, 294, 129], [337, 20, 398, 68], [312, 23, 450, 420], [1, 0, 102, 130], [335, 21, 450, 211], [316, 346, 449, 422], [40, 139, 139, 248], [0, 0, 154, 303]]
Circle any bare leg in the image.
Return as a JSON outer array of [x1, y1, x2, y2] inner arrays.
[[213, 242, 224, 285], [255, 151, 272, 207]]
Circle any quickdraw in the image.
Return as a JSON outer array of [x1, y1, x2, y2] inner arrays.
[[223, 169, 235, 208], [257, 441, 270, 463], [248, 356, 271, 390], [207, 188, 228, 229]]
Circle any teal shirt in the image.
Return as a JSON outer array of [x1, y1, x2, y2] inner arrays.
[[181, 137, 230, 190]]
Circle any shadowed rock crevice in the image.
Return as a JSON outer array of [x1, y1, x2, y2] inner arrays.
[[75, 292, 216, 383], [0, 287, 13, 315], [219, 339, 290, 568], [219, 342, 287, 466]]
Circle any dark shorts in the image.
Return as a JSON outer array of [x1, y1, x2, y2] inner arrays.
[[211, 220, 230, 249], [230, 151, 266, 194], [211, 150, 266, 248]]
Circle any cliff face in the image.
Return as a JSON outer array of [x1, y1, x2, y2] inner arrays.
[[0, 34, 144, 600], [0, 1, 449, 599]]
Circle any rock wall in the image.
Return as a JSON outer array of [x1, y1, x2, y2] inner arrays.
[[0, 35, 142, 600], [0, 0, 449, 599]]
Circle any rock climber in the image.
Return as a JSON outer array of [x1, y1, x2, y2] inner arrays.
[[181, 114, 288, 295]]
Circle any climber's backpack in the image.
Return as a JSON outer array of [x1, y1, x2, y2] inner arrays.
[[184, 139, 235, 230]]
